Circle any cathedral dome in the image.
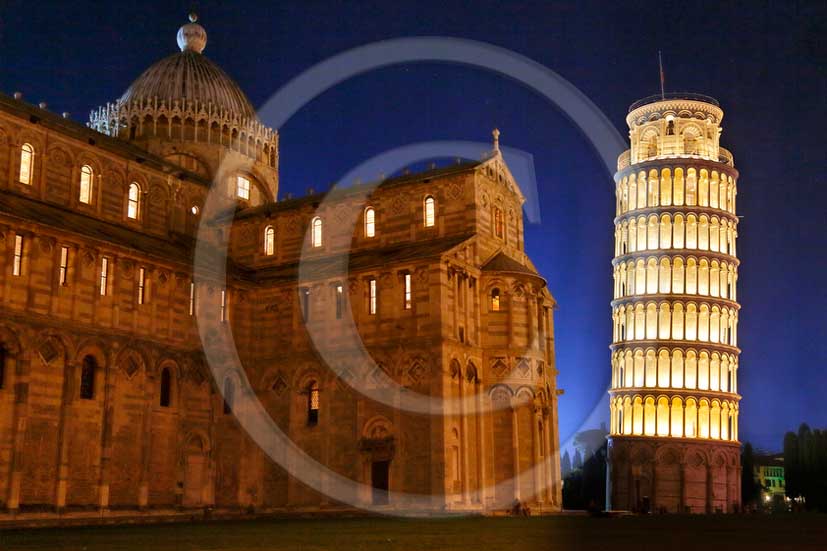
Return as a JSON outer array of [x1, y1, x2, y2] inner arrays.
[[117, 14, 256, 120]]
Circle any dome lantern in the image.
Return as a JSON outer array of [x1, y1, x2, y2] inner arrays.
[[177, 13, 207, 54]]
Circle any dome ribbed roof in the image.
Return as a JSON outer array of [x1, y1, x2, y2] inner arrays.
[[119, 51, 256, 119], [117, 14, 256, 120]]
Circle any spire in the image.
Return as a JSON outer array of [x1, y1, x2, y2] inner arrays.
[[177, 13, 207, 54], [492, 128, 500, 152]]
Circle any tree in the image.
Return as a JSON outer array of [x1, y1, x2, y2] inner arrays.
[[573, 449, 583, 471], [561, 451, 572, 478], [784, 430, 800, 500], [783, 423, 827, 511], [741, 442, 761, 507], [562, 442, 607, 511]]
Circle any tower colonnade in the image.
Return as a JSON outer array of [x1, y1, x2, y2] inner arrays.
[[607, 94, 742, 514]]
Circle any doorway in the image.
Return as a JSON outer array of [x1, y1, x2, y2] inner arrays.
[[371, 460, 390, 505], [183, 454, 205, 507]]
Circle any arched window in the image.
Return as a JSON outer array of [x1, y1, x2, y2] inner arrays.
[[311, 216, 323, 247], [644, 397, 656, 436], [19, 143, 34, 185], [160, 367, 172, 408], [127, 182, 141, 220], [490, 288, 501, 311], [223, 378, 235, 414], [307, 382, 320, 426], [80, 355, 97, 400], [493, 207, 504, 238], [364, 207, 376, 238], [423, 196, 436, 227], [79, 165, 94, 204], [264, 225, 276, 256]]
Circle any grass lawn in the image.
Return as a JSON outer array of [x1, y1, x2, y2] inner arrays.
[[1, 514, 825, 551]]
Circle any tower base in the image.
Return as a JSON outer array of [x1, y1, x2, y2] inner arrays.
[[607, 436, 741, 514]]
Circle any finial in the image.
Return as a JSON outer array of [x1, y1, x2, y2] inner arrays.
[[177, 13, 207, 53], [492, 128, 500, 152]]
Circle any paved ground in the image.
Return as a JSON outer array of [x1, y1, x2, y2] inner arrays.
[[1, 514, 824, 551]]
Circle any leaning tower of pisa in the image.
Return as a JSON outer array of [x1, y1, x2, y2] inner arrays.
[[606, 93, 742, 513]]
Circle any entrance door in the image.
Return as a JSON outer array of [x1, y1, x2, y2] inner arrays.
[[183, 455, 205, 507], [371, 460, 390, 505]]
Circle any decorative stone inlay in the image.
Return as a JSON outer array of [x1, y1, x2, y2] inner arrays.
[[38, 339, 60, 365]]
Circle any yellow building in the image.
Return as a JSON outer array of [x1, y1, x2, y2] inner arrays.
[[754, 454, 785, 503], [606, 93, 742, 513]]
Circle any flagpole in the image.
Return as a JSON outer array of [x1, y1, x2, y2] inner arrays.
[[658, 50, 665, 100]]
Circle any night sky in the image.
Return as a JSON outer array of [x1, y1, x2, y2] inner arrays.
[[1, 1, 825, 452]]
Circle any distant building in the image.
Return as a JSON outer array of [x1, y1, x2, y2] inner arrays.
[[754, 454, 785, 503]]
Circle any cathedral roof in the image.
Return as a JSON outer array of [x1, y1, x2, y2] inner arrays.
[[117, 14, 256, 120], [482, 251, 542, 278]]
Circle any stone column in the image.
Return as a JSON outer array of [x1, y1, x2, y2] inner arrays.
[[475, 383, 486, 505], [544, 412, 554, 505], [138, 367, 155, 509], [459, 375, 471, 505], [532, 409, 542, 504], [6, 354, 31, 512], [54, 360, 76, 511], [725, 464, 732, 512], [706, 464, 713, 513], [651, 461, 658, 512], [511, 398, 520, 502], [605, 444, 613, 511], [97, 353, 117, 510]]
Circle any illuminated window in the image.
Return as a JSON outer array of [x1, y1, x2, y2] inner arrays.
[[264, 225, 276, 255], [335, 284, 344, 319], [307, 382, 320, 426], [368, 278, 377, 315], [424, 196, 436, 227], [236, 175, 250, 200], [127, 183, 141, 220], [404, 273, 412, 310], [300, 287, 310, 321], [220, 289, 228, 322], [80, 355, 96, 400], [189, 281, 196, 316], [99, 257, 109, 296], [311, 216, 323, 247], [364, 207, 376, 238], [493, 207, 504, 238], [79, 165, 93, 204], [160, 368, 172, 408], [12, 235, 23, 276], [137, 267, 146, 305], [19, 143, 33, 185], [491, 288, 501, 311], [223, 378, 234, 414], [58, 246, 69, 286]]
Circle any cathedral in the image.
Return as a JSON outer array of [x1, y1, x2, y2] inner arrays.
[[0, 16, 561, 518]]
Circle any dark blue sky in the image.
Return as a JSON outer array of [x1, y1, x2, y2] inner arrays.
[[2, 0, 825, 451]]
